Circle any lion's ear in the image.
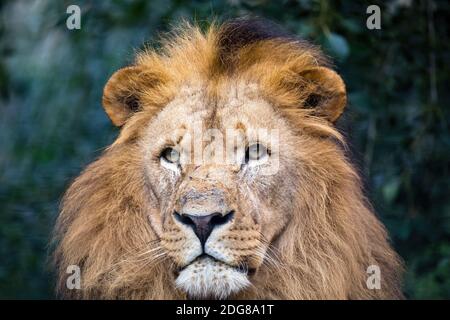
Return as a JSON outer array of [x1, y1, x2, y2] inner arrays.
[[299, 67, 347, 122], [102, 66, 158, 126]]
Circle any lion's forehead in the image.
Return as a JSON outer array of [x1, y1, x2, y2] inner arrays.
[[142, 81, 284, 148]]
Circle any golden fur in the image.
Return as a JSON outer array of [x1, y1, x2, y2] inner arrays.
[[53, 18, 403, 299]]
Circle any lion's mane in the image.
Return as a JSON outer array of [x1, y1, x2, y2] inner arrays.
[[53, 18, 403, 299]]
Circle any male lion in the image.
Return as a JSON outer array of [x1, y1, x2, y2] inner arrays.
[[53, 18, 403, 299]]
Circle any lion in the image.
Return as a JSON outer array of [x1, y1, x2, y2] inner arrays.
[[53, 18, 404, 299]]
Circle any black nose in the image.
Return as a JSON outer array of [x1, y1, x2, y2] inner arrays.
[[174, 211, 234, 246]]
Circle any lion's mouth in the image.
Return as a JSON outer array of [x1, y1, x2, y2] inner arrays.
[[175, 254, 255, 276], [174, 255, 253, 299]]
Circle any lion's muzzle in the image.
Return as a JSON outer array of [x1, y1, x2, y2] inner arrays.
[[174, 210, 234, 246], [162, 165, 259, 298], [173, 165, 237, 248]]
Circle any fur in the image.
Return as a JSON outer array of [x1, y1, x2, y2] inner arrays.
[[53, 18, 403, 299]]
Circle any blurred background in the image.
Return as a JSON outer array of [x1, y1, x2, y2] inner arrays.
[[0, 0, 449, 299]]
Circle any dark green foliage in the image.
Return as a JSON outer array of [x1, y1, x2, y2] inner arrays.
[[0, 0, 448, 299]]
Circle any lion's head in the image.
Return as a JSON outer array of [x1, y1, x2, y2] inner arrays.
[[53, 18, 403, 299]]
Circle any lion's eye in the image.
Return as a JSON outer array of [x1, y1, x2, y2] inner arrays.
[[160, 147, 180, 164], [245, 143, 269, 163]]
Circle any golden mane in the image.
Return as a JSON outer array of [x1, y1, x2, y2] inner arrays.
[[53, 18, 403, 299]]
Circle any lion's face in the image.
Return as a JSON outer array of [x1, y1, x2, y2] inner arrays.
[[55, 19, 403, 300], [141, 83, 295, 298]]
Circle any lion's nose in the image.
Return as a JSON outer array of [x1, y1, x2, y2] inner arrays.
[[174, 211, 234, 246]]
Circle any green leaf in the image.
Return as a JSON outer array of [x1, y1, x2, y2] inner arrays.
[[382, 178, 401, 204], [325, 32, 350, 60]]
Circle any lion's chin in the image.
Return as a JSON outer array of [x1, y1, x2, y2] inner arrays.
[[175, 256, 251, 300]]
